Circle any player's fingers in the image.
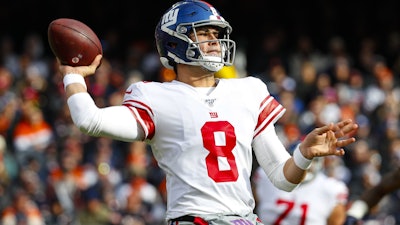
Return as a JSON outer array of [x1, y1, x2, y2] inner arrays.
[[326, 131, 347, 156], [336, 137, 356, 148], [93, 54, 103, 65], [344, 123, 358, 134], [334, 148, 346, 156], [335, 121, 358, 138], [314, 123, 334, 135], [326, 130, 335, 145], [332, 119, 353, 134], [73, 55, 102, 77], [336, 119, 353, 129]]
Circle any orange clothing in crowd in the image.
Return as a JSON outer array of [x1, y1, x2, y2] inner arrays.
[[12, 106, 53, 152], [1, 192, 45, 225]]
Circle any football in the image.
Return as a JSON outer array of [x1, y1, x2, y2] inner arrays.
[[48, 18, 102, 66]]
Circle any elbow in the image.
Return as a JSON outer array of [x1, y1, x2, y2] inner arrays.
[[71, 111, 100, 136], [267, 164, 298, 192], [272, 180, 297, 192], [77, 124, 92, 135], [74, 118, 92, 135]]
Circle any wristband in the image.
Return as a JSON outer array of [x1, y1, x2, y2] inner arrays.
[[347, 200, 368, 219], [293, 144, 312, 170], [63, 74, 87, 91]]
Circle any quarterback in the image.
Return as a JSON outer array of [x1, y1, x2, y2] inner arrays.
[[57, 0, 358, 224]]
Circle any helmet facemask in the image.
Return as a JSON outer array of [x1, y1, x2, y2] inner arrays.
[[182, 23, 235, 72]]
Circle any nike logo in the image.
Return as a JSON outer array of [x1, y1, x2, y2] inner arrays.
[[125, 89, 132, 94]]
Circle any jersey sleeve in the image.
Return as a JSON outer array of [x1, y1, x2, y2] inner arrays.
[[67, 92, 144, 141], [322, 176, 349, 205], [122, 82, 156, 140], [248, 77, 286, 138], [332, 178, 349, 205]]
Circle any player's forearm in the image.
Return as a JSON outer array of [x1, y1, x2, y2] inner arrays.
[[66, 82, 87, 98], [279, 143, 312, 184], [63, 73, 89, 98], [283, 157, 307, 184], [253, 127, 299, 191], [360, 181, 389, 209], [360, 166, 400, 208], [347, 168, 400, 221]]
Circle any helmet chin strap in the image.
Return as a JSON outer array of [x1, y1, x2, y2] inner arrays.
[[199, 55, 224, 72]]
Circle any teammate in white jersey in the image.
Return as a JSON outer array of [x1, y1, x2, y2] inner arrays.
[[56, 0, 358, 224], [253, 158, 349, 225]]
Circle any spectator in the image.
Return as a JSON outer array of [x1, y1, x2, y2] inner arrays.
[[12, 91, 53, 169], [0, 66, 19, 139], [1, 188, 45, 225], [0, 134, 18, 211], [347, 140, 382, 201], [45, 138, 97, 224]]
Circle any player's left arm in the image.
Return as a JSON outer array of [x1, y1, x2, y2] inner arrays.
[[251, 77, 357, 190], [253, 119, 357, 191], [252, 125, 300, 191]]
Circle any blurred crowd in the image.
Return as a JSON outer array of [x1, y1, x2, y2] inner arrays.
[[1, 26, 400, 225]]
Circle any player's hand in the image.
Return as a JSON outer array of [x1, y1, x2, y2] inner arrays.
[[58, 54, 102, 78], [299, 119, 358, 159]]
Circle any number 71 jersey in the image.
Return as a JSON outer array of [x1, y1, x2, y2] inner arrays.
[[254, 167, 349, 225], [122, 76, 285, 218]]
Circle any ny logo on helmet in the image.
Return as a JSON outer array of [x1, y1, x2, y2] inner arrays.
[[209, 7, 222, 20], [161, 8, 179, 28]]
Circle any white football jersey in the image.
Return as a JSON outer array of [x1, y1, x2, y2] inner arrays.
[[122, 77, 285, 219], [254, 167, 348, 225]]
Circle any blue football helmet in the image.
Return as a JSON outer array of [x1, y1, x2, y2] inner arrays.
[[155, 0, 236, 72]]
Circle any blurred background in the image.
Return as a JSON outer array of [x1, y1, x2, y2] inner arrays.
[[1, 0, 400, 224], [1, 0, 400, 59]]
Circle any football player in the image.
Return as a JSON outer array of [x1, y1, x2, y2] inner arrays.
[[56, 0, 358, 224], [345, 166, 400, 225], [253, 157, 349, 225]]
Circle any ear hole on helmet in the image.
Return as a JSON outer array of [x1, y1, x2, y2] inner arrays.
[[167, 42, 177, 49]]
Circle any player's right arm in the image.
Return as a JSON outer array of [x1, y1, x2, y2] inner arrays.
[[58, 55, 145, 142]]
